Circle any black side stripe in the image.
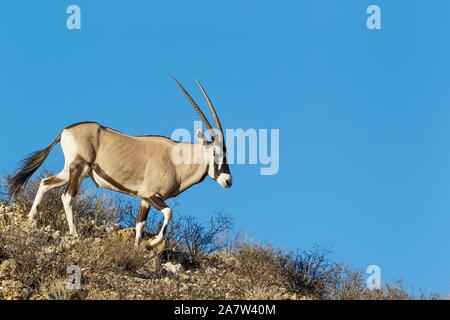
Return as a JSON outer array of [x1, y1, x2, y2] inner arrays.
[[91, 164, 138, 196]]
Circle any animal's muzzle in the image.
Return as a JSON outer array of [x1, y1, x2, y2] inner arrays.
[[216, 173, 232, 189], [224, 178, 232, 188]]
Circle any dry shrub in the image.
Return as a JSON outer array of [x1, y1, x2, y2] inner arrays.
[[0, 227, 69, 289], [329, 270, 413, 300], [232, 244, 342, 299], [117, 201, 234, 257], [168, 213, 233, 256], [0, 174, 432, 300], [0, 227, 150, 299], [230, 244, 418, 300], [74, 238, 149, 275]]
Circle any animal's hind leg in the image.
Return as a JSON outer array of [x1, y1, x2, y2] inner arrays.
[[135, 201, 151, 247], [61, 164, 87, 237], [28, 168, 69, 222]]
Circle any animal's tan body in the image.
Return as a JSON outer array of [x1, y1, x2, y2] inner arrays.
[[62, 123, 209, 200]]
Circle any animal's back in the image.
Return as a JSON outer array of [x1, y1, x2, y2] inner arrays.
[[61, 121, 176, 163]]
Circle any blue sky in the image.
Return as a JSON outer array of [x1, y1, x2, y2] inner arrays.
[[1, 0, 449, 294]]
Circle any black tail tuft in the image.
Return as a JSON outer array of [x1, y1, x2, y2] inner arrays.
[[8, 134, 61, 198]]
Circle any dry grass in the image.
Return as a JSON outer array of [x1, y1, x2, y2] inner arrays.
[[0, 174, 436, 300]]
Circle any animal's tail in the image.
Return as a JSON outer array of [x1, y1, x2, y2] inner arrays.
[[8, 133, 62, 197]]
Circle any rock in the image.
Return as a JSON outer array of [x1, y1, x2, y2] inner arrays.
[[0, 259, 17, 280], [146, 238, 166, 254], [162, 262, 184, 274], [0, 280, 29, 300], [52, 230, 61, 240]]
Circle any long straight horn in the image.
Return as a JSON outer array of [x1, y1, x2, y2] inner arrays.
[[195, 79, 224, 139], [172, 76, 216, 140]]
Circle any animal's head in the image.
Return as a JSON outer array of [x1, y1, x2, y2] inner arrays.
[[195, 129, 232, 188], [174, 77, 232, 189]]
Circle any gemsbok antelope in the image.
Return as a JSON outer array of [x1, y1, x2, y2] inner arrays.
[[8, 78, 232, 247]]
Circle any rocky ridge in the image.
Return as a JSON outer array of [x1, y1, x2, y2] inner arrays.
[[0, 202, 306, 300]]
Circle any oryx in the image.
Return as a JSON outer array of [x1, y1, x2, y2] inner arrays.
[[8, 78, 232, 247]]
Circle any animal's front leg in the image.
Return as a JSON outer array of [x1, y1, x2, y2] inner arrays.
[[145, 195, 172, 248]]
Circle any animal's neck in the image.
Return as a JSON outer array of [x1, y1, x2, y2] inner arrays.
[[173, 143, 209, 194]]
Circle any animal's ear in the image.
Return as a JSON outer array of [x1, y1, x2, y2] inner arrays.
[[195, 129, 205, 144]]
